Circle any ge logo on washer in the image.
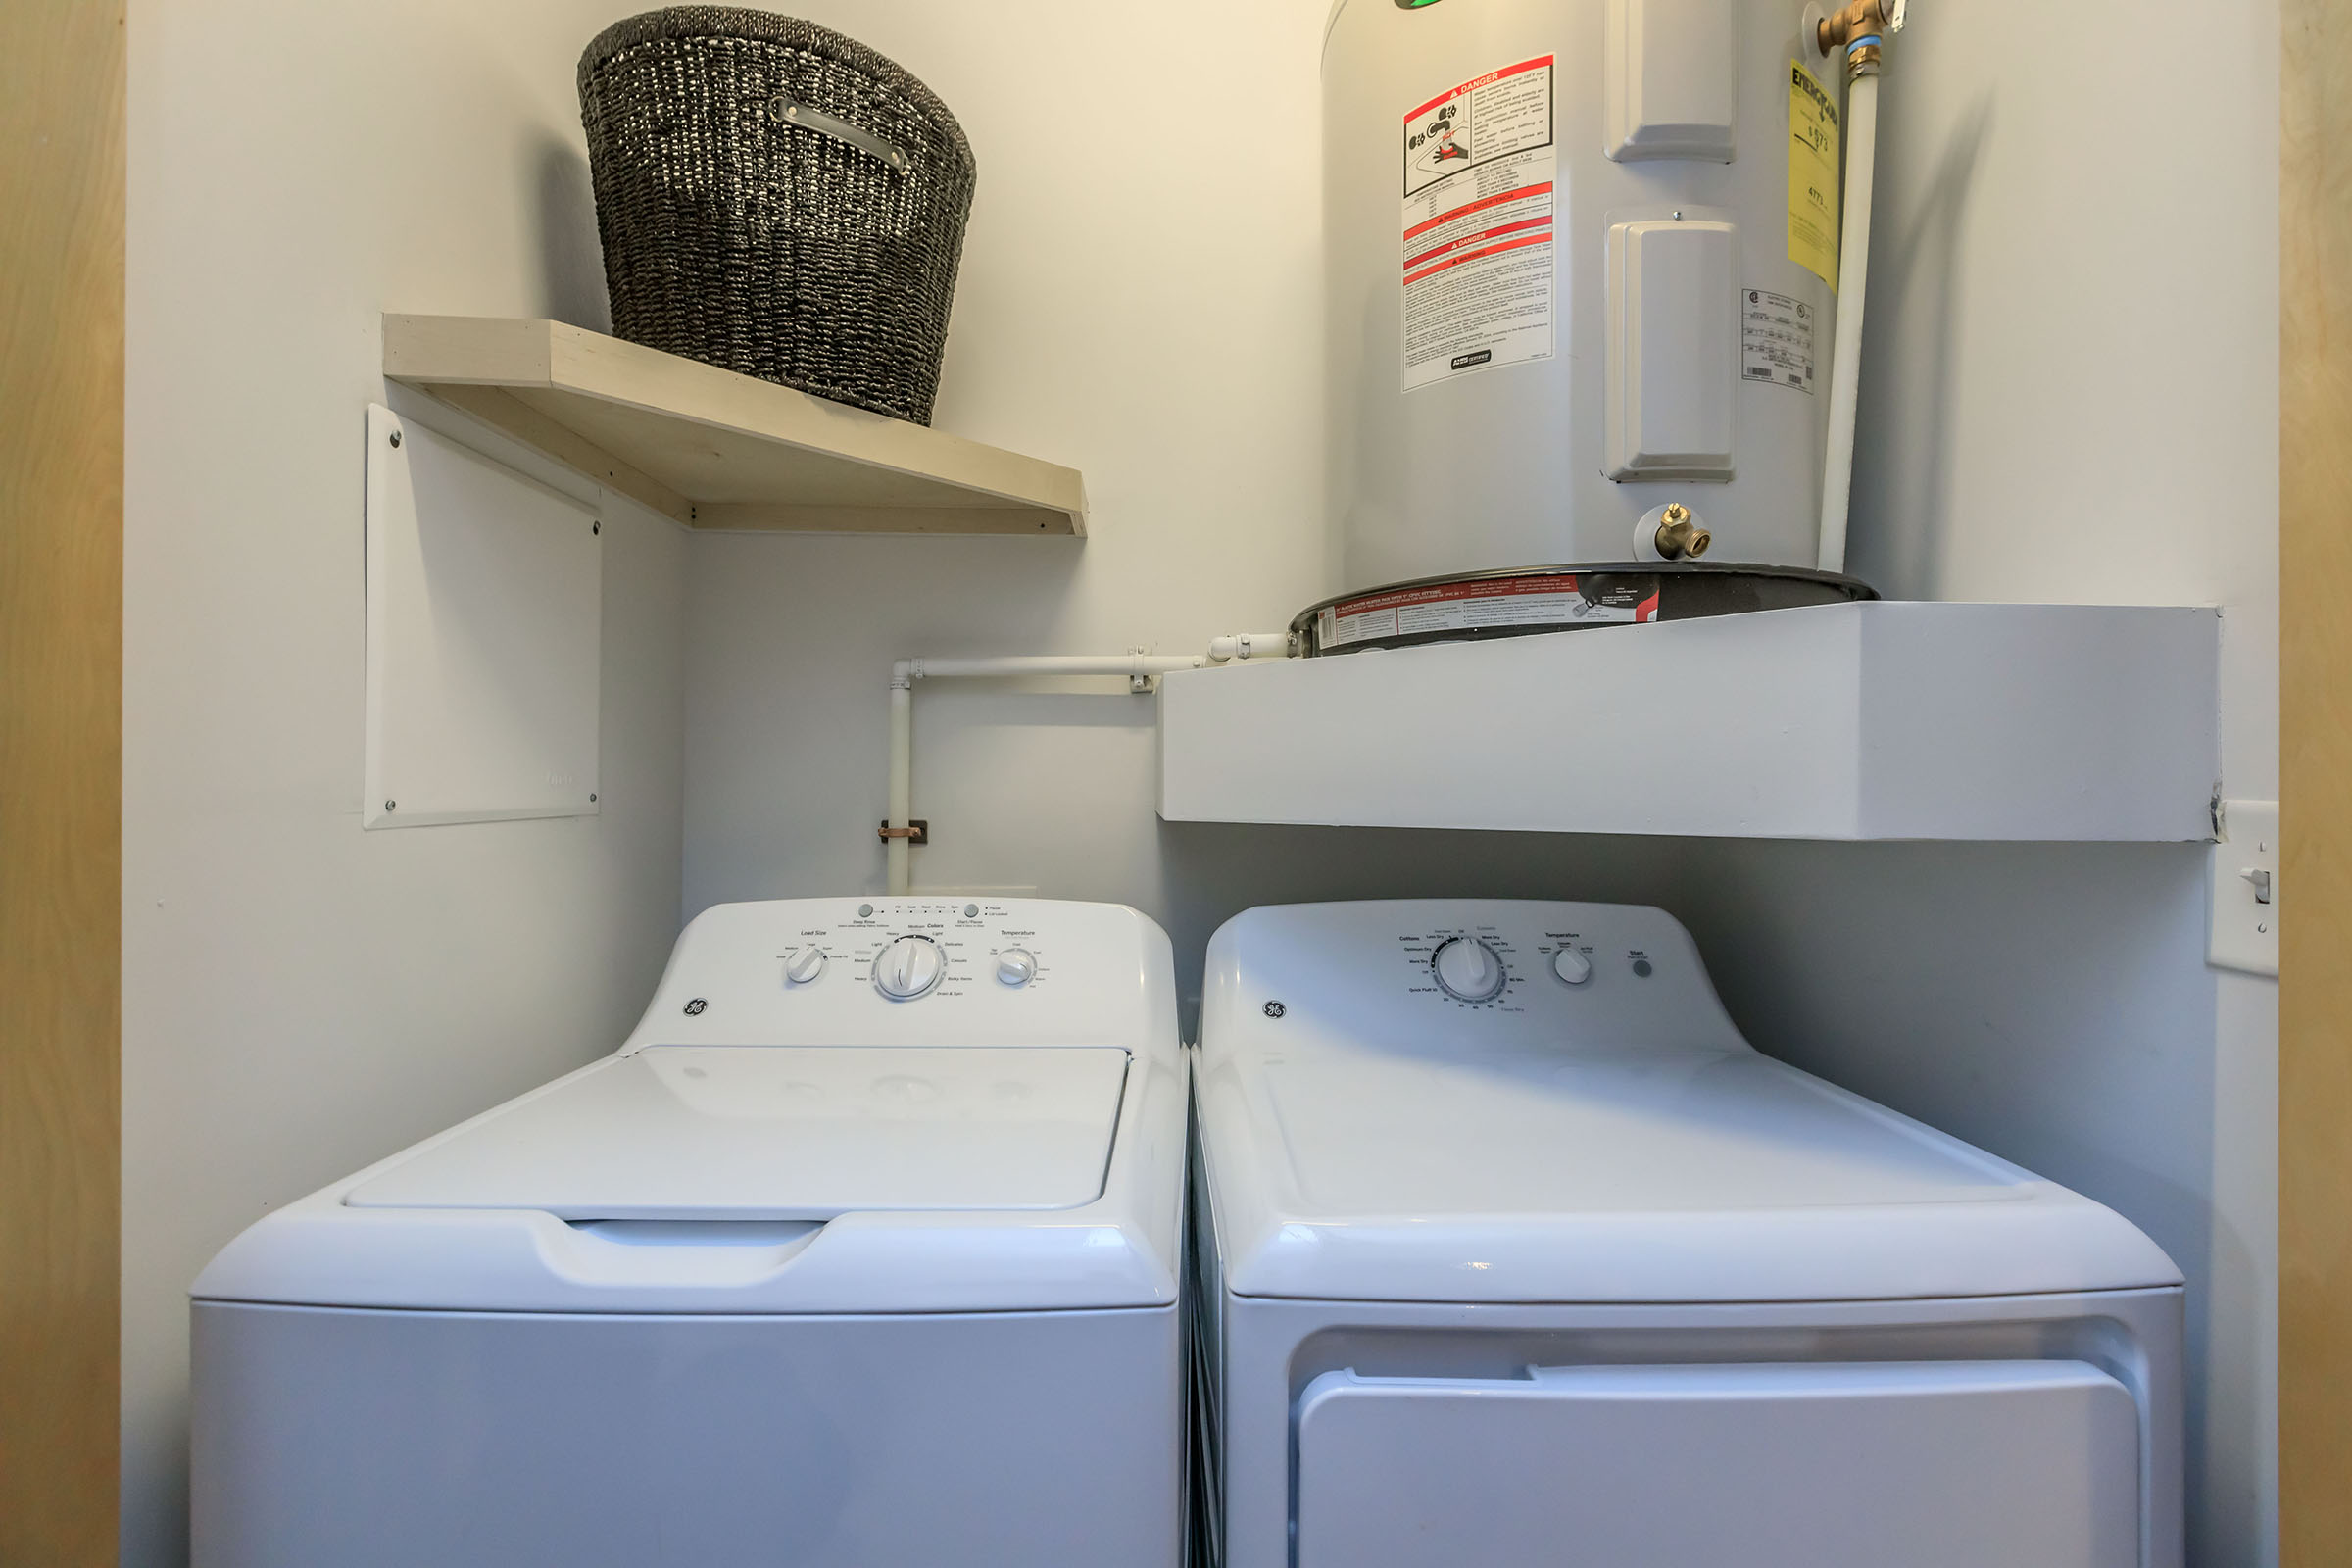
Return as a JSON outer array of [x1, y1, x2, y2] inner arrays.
[[1263, 1002, 1287, 1019], [683, 998, 709, 1016]]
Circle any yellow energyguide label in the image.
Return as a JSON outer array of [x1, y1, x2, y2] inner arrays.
[[1788, 61, 1841, 289]]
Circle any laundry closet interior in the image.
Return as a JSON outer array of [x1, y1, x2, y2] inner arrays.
[[57, 0, 2295, 1563]]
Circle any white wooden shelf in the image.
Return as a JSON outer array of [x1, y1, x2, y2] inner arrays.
[[1158, 602, 2221, 842], [382, 315, 1086, 536]]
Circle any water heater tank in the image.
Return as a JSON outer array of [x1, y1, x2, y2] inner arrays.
[[1327, 0, 1843, 592]]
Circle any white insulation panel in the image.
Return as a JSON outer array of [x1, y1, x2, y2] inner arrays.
[[364, 403, 602, 829]]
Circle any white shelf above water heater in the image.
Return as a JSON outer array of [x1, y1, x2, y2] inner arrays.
[[1157, 603, 2222, 842], [381, 315, 1087, 536]]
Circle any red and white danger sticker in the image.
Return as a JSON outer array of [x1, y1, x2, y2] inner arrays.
[[1399, 56, 1557, 393], [1316, 574, 1660, 650]]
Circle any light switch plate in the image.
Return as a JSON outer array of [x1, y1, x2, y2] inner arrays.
[[2208, 798, 2278, 977]]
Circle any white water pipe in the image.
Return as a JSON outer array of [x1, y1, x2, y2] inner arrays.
[[883, 637, 1294, 894], [1816, 64, 1879, 576], [1814, 0, 1910, 571]]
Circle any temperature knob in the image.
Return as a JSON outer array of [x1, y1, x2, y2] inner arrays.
[[1432, 938, 1507, 1003], [783, 947, 827, 986], [1551, 947, 1593, 986], [996, 948, 1038, 987], [872, 936, 945, 1001]]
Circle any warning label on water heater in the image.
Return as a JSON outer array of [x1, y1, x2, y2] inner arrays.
[[1399, 56, 1556, 393]]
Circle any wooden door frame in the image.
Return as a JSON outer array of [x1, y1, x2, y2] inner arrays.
[[2281, 2, 2351, 1562], [0, 2, 2340, 1564], [0, 1, 125, 1562]]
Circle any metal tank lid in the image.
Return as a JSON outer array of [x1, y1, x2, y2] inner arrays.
[[1292, 562, 1878, 657]]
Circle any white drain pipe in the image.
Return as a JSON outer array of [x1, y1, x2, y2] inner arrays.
[[883, 635, 1294, 895]]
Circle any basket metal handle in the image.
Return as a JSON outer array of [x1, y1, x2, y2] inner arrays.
[[766, 93, 911, 172]]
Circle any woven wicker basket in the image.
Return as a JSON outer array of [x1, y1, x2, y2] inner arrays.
[[578, 8, 977, 425]]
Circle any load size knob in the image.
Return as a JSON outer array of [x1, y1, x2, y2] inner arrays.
[[872, 935, 946, 1001], [1432, 938, 1507, 1003], [783, 947, 827, 985]]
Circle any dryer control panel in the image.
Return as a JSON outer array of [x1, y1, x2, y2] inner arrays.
[[620, 898, 1176, 1056], [1200, 900, 1749, 1061]]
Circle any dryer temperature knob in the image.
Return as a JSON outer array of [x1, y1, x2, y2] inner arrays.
[[1552, 947, 1593, 986], [1432, 938, 1507, 1003], [873, 936, 946, 1001]]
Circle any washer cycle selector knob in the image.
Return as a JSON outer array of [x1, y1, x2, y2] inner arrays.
[[872, 935, 946, 1001], [1551, 947, 1593, 986], [783, 947, 827, 986], [1432, 938, 1507, 1003], [995, 948, 1038, 987]]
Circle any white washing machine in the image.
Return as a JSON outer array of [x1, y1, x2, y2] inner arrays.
[[193, 897, 1186, 1568], [1192, 900, 2184, 1568]]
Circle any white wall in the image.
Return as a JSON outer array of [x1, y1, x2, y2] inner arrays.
[[122, 1, 2276, 1564], [122, 5, 687, 1564], [678, 0, 1347, 956], [678, 4, 2278, 1566], [1727, 7, 2279, 1560]]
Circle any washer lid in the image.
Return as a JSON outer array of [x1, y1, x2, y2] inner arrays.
[[347, 1046, 1130, 1221], [1200, 1046, 2182, 1302]]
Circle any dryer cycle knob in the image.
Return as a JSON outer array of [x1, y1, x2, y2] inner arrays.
[[1432, 938, 1507, 1003], [784, 947, 827, 985], [996, 948, 1038, 987], [873, 935, 946, 1001]]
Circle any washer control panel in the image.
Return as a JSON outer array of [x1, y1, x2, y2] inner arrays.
[[773, 900, 1060, 1004], [625, 897, 1171, 1053], [1203, 900, 1747, 1059]]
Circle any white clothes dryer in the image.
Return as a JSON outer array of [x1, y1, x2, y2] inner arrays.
[[1191, 900, 2184, 1568], [193, 897, 1186, 1568]]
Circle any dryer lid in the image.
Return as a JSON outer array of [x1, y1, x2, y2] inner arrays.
[[1200, 1046, 2182, 1302], [346, 1046, 1130, 1221]]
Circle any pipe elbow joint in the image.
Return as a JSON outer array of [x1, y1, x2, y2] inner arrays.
[[1207, 632, 1298, 663]]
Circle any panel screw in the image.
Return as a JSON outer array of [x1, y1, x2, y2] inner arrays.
[[588, 793, 598, 803], [591, 520, 601, 535], [388, 430, 401, 448], [383, 800, 396, 811]]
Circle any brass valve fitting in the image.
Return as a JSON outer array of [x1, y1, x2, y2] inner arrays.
[[1816, 0, 1904, 56], [1817, 0, 1905, 75], [1654, 504, 1712, 562]]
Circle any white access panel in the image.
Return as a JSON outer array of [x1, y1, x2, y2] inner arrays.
[[363, 402, 601, 829], [1605, 0, 1738, 161], [1295, 1361, 2140, 1567], [1606, 216, 1738, 479]]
